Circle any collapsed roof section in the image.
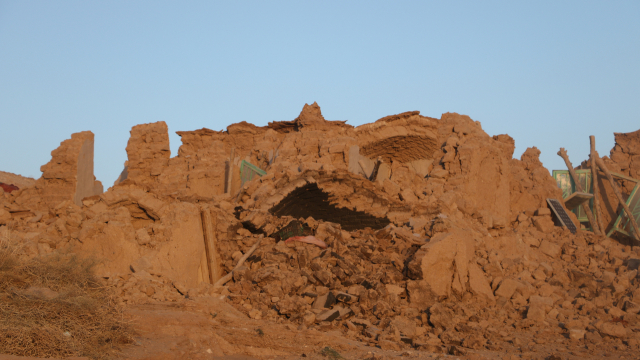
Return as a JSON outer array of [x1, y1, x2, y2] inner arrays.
[[357, 111, 439, 163], [236, 170, 397, 233], [269, 183, 390, 231]]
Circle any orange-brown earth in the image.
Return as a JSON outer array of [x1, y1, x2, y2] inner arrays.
[[1, 103, 640, 360]]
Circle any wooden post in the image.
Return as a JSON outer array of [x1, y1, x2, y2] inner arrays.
[[225, 148, 235, 195], [594, 156, 640, 241], [200, 207, 223, 284], [558, 148, 601, 234], [590, 136, 606, 233]]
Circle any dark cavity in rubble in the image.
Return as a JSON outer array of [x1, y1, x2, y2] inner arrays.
[[269, 183, 390, 231]]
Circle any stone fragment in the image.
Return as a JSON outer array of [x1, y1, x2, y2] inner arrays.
[[494, 279, 520, 299], [526, 304, 546, 322], [585, 330, 602, 343], [468, 263, 495, 302], [249, 309, 262, 319], [314, 270, 332, 285], [351, 318, 373, 328], [532, 267, 547, 281], [539, 240, 561, 258], [430, 168, 449, 179], [313, 291, 336, 309], [529, 295, 553, 308], [533, 216, 555, 233], [391, 316, 417, 337], [385, 284, 404, 297], [598, 322, 628, 338], [316, 308, 340, 322], [302, 312, 316, 326], [335, 292, 357, 303], [429, 303, 455, 330], [135, 228, 151, 245], [603, 271, 616, 284], [407, 230, 474, 300], [462, 334, 486, 350], [569, 329, 586, 340]]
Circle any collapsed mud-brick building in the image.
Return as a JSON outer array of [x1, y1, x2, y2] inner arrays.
[[3, 103, 640, 353], [549, 129, 640, 243]]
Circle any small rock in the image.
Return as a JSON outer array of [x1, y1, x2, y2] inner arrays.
[[569, 329, 585, 340], [526, 304, 546, 323], [316, 308, 341, 322], [533, 216, 555, 233], [302, 312, 316, 326], [495, 279, 520, 299], [539, 240, 561, 258], [312, 291, 336, 309], [249, 309, 262, 319], [598, 322, 628, 338], [447, 345, 467, 356], [135, 228, 151, 245]]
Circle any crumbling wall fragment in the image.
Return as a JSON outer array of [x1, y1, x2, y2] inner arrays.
[[76, 184, 207, 288], [39, 131, 103, 207], [122, 121, 171, 187], [610, 129, 640, 180], [510, 147, 565, 219]]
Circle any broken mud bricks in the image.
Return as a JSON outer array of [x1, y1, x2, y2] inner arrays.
[[4, 103, 640, 355]]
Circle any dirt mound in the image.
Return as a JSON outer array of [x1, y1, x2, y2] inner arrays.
[[2, 103, 640, 358]]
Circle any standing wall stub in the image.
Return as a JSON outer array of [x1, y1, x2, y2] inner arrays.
[[122, 121, 171, 186], [40, 131, 103, 207]]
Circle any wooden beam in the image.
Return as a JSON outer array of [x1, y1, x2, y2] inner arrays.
[[214, 235, 263, 288], [590, 136, 606, 233], [594, 155, 640, 242], [611, 172, 640, 184], [558, 148, 601, 234]]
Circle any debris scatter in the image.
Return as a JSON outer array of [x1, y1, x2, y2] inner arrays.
[[2, 102, 640, 359]]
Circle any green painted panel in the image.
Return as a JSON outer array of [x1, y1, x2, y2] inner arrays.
[[240, 160, 266, 187]]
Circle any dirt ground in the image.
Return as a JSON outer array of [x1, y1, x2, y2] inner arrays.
[[114, 296, 638, 360]]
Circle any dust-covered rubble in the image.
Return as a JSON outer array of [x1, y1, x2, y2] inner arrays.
[[2, 103, 640, 358]]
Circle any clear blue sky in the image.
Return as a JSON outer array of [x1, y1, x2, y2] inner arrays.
[[1, 1, 639, 186]]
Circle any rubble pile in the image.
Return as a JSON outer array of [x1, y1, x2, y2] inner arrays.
[[1, 103, 640, 356]]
